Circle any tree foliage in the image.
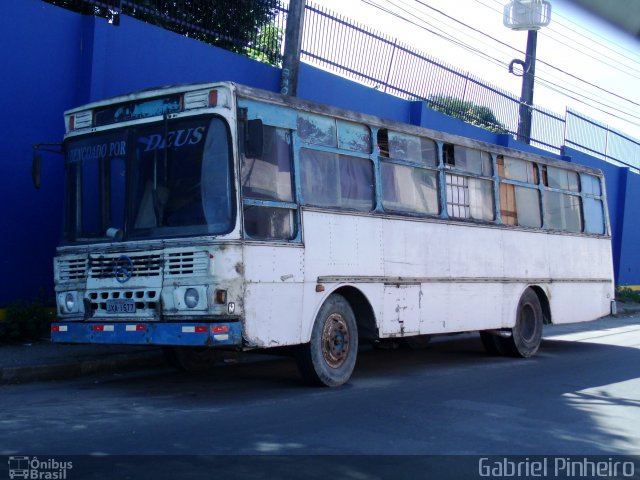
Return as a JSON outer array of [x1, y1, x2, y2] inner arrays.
[[45, 0, 282, 64], [428, 95, 508, 134], [247, 21, 284, 66]]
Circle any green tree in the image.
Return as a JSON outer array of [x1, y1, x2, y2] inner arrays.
[[428, 95, 508, 134], [247, 21, 284, 66], [46, 0, 281, 62]]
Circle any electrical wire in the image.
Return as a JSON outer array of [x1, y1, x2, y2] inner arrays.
[[408, 0, 640, 110], [471, 0, 640, 79], [483, 0, 640, 64], [358, 0, 640, 127]]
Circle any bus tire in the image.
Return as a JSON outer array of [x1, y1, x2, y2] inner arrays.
[[296, 294, 358, 387], [500, 288, 544, 358]]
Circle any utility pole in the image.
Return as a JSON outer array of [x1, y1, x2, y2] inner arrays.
[[504, 0, 551, 144], [281, 0, 306, 97]]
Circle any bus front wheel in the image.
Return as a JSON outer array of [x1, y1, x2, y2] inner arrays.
[[296, 294, 358, 387], [499, 288, 544, 358]]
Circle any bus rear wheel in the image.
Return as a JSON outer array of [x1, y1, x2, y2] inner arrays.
[[499, 288, 544, 358], [296, 294, 358, 387]]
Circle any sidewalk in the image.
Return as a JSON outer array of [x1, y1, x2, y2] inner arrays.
[[1, 302, 640, 385], [0, 343, 166, 384]]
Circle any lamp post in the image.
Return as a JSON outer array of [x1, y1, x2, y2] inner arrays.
[[504, 0, 551, 144]]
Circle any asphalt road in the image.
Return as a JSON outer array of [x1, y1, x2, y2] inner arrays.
[[1, 317, 639, 478]]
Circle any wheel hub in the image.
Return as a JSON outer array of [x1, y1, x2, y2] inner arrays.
[[519, 303, 536, 342], [321, 313, 350, 368]]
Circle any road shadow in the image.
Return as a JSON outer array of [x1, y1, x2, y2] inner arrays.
[[3, 332, 639, 457]]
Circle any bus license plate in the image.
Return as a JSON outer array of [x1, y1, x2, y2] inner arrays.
[[106, 299, 136, 314]]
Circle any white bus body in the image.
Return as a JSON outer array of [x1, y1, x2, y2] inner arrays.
[[51, 82, 615, 386]]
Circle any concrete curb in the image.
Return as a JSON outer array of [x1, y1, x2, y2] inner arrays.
[[0, 348, 166, 384]]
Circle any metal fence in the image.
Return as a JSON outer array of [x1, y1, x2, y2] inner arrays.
[[300, 2, 568, 152], [565, 110, 640, 170], [300, 2, 639, 170], [43, 0, 640, 170]]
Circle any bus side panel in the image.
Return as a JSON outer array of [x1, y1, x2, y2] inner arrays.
[[382, 218, 448, 279], [303, 212, 385, 278], [546, 234, 613, 282], [546, 283, 612, 325], [301, 211, 385, 341], [242, 244, 305, 347], [381, 284, 421, 335], [383, 220, 506, 334], [419, 283, 506, 334], [500, 229, 551, 280], [545, 234, 614, 324]]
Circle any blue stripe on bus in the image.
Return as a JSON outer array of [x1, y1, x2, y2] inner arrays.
[[50, 322, 242, 347]]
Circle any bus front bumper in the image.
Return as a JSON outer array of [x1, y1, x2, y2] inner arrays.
[[50, 321, 242, 347]]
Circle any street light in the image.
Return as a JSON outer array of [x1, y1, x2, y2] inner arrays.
[[504, 0, 552, 144]]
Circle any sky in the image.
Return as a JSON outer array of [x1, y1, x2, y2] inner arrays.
[[306, 0, 640, 141]]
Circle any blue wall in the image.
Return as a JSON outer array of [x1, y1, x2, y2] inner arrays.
[[2, 0, 640, 305], [1, 1, 81, 303]]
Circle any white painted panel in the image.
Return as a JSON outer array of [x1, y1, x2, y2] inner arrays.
[[243, 282, 303, 347], [383, 219, 449, 277], [501, 230, 550, 279], [242, 244, 304, 347], [303, 211, 384, 280], [381, 284, 421, 335], [299, 207, 614, 342], [418, 282, 505, 334], [547, 283, 612, 324], [447, 225, 504, 279], [547, 234, 591, 279], [243, 245, 304, 283]]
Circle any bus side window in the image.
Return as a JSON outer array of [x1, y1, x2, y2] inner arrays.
[[443, 143, 455, 167], [581, 173, 605, 235], [378, 129, 389, 157], [541, 165, 583, 232], [299, 149, 374, 212], [241, 126, 293, 202], [497, 155, 541, 228], [445, 144, 494, 221], [241, 126, 296, 240]]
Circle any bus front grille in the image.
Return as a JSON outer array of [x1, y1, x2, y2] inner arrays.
[[57, 249, 209, 282], [87, 289, 159, 315], [89, 253, 163, 279]]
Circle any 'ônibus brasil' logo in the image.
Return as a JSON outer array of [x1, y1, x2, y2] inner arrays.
[[8, 456, 73, 479], [114, 255, 134, 283]]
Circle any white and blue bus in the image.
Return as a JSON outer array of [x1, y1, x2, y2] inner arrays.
[[50, 82, 615, 386]]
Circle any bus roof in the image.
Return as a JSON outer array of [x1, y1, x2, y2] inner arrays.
[[66, 81, 603, 177], [234, 83, 604, 177]]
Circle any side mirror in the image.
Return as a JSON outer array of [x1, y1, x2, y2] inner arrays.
[[245, 119, 264, 159], [31, 143, 63, 189], [32, 149, 42, 190]]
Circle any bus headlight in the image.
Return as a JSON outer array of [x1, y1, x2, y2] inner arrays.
[[59, 292, 79, 314], [184, 288, 200, 309], [65, 293, 76, 311]]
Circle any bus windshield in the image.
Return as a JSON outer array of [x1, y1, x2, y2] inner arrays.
[[63, 115, 234, 243]]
